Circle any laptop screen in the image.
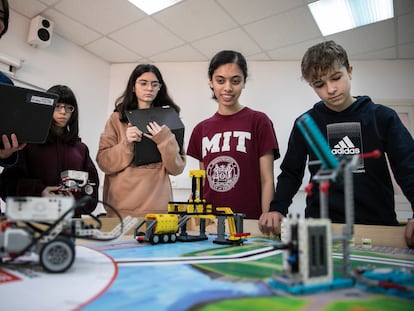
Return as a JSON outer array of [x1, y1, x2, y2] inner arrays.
[[0, 83, 57, 147], [126, 106, 185, 166]]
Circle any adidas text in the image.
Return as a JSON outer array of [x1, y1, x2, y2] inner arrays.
[[332, 147, 360, 155]]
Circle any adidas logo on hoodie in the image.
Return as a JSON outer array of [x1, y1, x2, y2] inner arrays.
[[332, 135, 360, 155]]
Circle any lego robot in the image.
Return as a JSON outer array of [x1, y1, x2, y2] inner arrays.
[[59, 169, 95, 195], [135, 170, 250, 245], [0, 196, 137, 273], [269, 114, 375, 293]]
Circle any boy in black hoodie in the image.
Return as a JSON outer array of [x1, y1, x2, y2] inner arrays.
[[259, 40, 414, 248]]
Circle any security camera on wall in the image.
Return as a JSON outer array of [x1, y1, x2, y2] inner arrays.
[[27, 15, 54, 48]]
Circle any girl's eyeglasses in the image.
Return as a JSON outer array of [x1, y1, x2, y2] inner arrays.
[[136, 80, 162, 90], [55, 103, 75, 113]]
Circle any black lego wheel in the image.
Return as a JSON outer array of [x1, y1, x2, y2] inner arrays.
[[39, 236, 75, 273], [150, 234, 160, 245]]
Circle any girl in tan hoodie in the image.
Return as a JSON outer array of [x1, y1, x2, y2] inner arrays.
[[96, 64, 185, 218]]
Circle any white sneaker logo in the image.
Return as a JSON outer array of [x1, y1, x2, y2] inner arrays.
[[332, 136, 360, 155]]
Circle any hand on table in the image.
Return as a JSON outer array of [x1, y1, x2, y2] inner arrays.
[[405, 218, 414, 248], [258, 211, 284, 237]]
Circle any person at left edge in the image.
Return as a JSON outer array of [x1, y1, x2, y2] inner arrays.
[[0, 85, 99, 217], [0, 0, 26, 167]]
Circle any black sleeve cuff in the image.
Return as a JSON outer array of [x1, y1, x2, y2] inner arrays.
[[0, 153, 18, 167]]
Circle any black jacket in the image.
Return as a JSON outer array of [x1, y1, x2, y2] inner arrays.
[[270, 96, 414, 225]]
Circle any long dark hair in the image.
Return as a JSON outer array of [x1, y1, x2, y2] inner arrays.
[[115, 64, 180, 123], [47, 85, 79, 145], [0, 0, 9, 38]]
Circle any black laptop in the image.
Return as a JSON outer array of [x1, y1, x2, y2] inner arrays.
[[0, 83, 57, 147], [126, 106, 185, 166]]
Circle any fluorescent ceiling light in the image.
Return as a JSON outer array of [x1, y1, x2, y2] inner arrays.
[[308, 0, 394, 36], [128, 0, 184, 15]]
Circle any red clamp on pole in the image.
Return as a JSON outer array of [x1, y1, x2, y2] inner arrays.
[[359, 149, 381, 159], [320, 181, 330, 195], [304, 183, 313, 196]]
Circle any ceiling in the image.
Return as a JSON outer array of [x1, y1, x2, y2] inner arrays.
[[9, 0, 414, 64]]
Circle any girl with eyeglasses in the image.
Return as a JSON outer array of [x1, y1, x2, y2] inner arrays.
[[0, 85, 99, 217], [96, 64, 185, 218]]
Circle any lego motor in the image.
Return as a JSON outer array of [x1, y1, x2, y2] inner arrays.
[[59, 170, 94, 195]]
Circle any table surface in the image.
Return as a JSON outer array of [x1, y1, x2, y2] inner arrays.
[[83, 217, 408, 248], [1, 217, 413, 311]]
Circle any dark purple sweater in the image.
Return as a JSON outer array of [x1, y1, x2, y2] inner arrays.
[[0, 138, 99, 217]]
